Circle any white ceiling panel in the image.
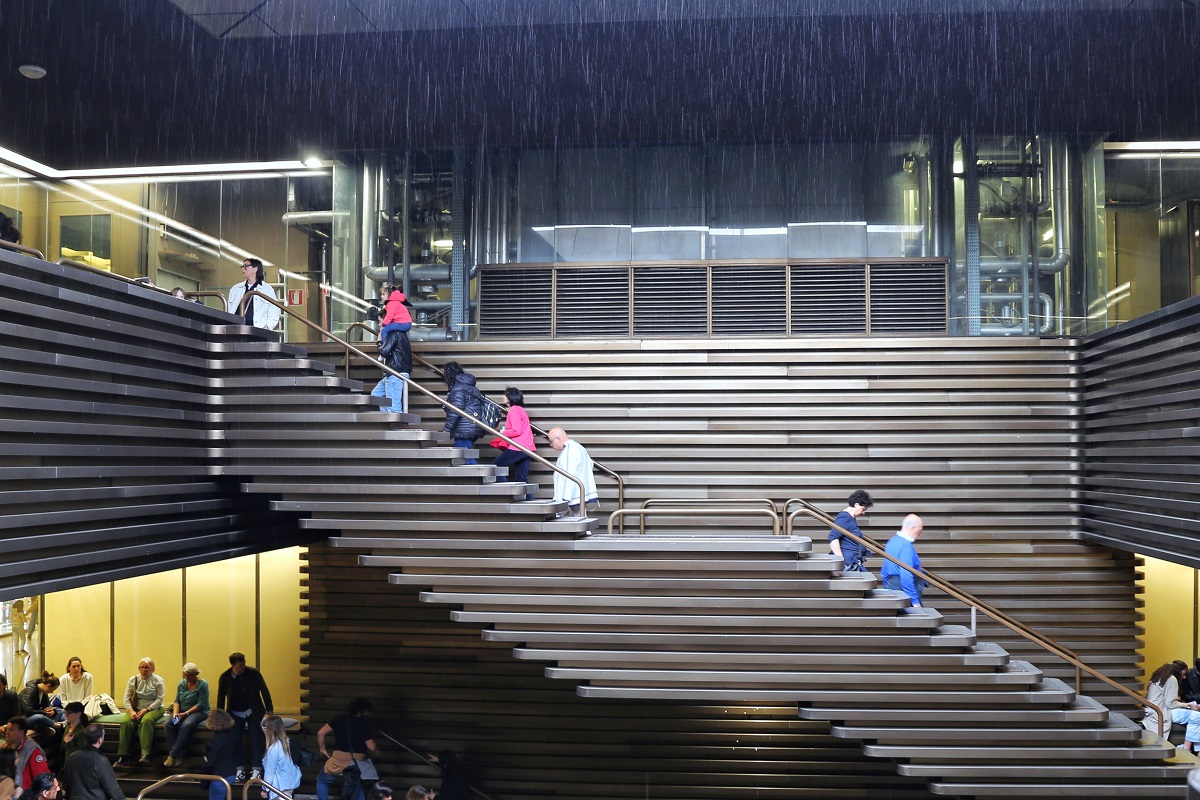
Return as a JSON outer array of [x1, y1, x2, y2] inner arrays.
[[350, 0, 478, 31], [168, 0, 1194, 39], [255, 0, 378, 36], [167, 0, 257, 14]]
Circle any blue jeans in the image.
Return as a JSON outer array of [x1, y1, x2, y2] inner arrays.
[[230, 712, 266, 770], [317, 768, 364, 800], [1173, 707, 1200, 743], [209, 775, 238, 800], [454, 437, 478, 465], [166, 710, 208, 758], [494, 449, 533, 499], [380, 322, 411, 335], [370, 374, 408, 413]]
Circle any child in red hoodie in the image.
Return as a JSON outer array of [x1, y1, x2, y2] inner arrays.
[[380, 286, 413, 336]]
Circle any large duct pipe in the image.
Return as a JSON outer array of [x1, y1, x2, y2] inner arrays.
[[282, 211, 336, 226], [960, 291, 1055, 335], [364, 263, 478, 283], [981, 139, 1070, 275]]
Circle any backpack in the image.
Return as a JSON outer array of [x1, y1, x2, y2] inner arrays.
[[479, 397, 504, 432]]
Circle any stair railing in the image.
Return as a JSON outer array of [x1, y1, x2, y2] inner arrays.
[[0, 239, 46, 260], [137, 773, 233, 800], [784, 495, 1168, 736], [635, 498, 782, 536], [340, 324, 625, 513], [237, 291, 589, 518], [376, 730, 500, 800], [243, 776, 293, 800]]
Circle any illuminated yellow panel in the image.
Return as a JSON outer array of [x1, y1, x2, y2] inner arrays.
[[258, 547, 303, 714], [1137, 555, 1196, 684], [184, 556, 257, 681], [45, 584, 113, 696], [113, 570, 184, 697]]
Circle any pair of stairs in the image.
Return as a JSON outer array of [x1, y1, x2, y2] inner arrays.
[[197, 316, 1192, 797]]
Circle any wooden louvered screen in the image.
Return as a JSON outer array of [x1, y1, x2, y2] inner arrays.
[[555, 267, 629, 338], [869, 262, 948, 335], [713, 265, 787, 335], [790, 263, 867, 334], [479, 268, 552, 338], [633, 266, 707, 337], [478, 259, 949, 338]]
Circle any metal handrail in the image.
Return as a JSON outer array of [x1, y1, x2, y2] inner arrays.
[[609, 506, 780, 536], [191, 289, 229, 309], [783, 495, 1168, 736], [237, 290, 588, 518], [339, 325, 625, 514], [137, 773, 232, 800], [0, 239, 46, 260], [377, 730, 499, 800], [638, 498, 780, 536], [243, 776, 291, 800]]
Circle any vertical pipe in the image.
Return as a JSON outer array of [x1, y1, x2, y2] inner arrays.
[[451, 148, 467, 337], [401, 151, 411, 299], [360, 156, 379, 298], [963, 136, 982, 336]]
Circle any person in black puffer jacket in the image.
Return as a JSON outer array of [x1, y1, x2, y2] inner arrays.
[[369, 328, 412, 413], [442, 362, 483, 464]]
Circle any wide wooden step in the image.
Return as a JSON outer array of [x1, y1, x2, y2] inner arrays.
[[483, 625, 980, 649], [832, 713, 1144, 744], [513, 642, 1010, 668]]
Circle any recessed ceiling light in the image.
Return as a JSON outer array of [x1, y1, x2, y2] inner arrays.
[[18, 65, 47, 80]]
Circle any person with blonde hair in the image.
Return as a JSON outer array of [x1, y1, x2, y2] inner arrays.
[[164, 663, 209, 767], [262, 716, 301, 799], [116, 657, 165, 767]]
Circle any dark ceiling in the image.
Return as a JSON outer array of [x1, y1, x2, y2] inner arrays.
[[1, 0, 1198, 168]]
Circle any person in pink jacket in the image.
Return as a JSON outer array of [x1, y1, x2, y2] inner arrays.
[[491, 387, 535, 499], [379, 286, 413, 337]]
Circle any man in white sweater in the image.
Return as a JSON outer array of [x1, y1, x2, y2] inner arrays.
[[547, 427, 599, 516]]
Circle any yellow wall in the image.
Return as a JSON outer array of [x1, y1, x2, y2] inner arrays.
[[43, 549, 303, 713], [1137, 555, 1199, 684]]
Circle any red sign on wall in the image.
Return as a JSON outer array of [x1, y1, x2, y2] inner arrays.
[[287, 288, 306, 306]]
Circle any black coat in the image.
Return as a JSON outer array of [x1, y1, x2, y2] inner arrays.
[[203, 729, 242, 779], [378, 329, 412, 374], [443, 373, 483, 440]]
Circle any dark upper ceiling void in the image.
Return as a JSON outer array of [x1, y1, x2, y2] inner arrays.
[[0, 0, 1197, 168]]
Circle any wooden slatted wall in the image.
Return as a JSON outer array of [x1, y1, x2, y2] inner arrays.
[[1080, 295, 1200, 566]]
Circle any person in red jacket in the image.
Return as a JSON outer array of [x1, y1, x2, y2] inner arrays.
[[491, 387, 535, 499], [6, 717, 49, 793]]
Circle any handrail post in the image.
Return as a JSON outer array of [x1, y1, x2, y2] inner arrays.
[[237, 291, 591, 518]]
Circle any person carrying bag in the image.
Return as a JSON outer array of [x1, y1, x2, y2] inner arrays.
[[315, 698, 379, 800]]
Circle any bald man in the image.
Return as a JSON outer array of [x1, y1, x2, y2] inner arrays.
[[880, 514, 927, 607], [547, 427, 599, 516]]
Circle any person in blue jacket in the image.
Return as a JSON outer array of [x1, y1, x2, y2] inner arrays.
[[881, 514, 927, 607]]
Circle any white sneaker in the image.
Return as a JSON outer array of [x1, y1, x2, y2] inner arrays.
[[235, 768, 247, 783], [251, 769, 262, 781]]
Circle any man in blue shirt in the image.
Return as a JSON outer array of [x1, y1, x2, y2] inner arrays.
[[881, 514, 927, 607], [828, 490, 873, 574]]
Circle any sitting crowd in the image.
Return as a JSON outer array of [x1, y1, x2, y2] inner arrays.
[[0, 656, 464, 800]]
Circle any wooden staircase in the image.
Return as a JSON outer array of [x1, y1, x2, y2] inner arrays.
[[0, 247, 1191, 799]]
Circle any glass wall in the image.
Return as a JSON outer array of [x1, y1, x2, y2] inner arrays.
[[1103, 146, 1200, 325], [6, 140, 1199, 341], [0, 168, 332, 343], [477, 141, 934, 266]]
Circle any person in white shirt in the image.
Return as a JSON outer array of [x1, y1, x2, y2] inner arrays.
[[58, 657, 94, 705], [227, 259, 281, 330], [547, 427, 598, 515]]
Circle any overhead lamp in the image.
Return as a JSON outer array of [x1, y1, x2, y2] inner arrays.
[[18, 65, 47, 80], [303, 156, 324, 169]]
